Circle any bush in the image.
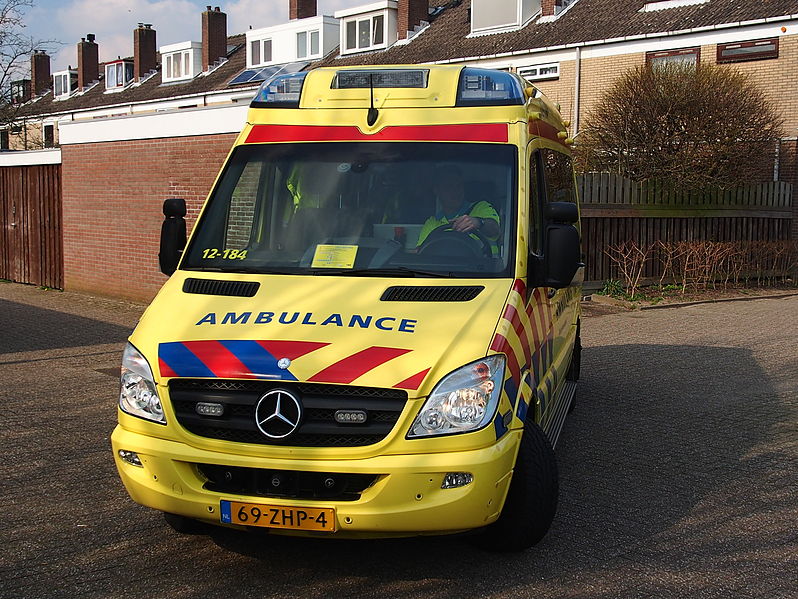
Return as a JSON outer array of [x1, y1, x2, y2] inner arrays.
[[576, 63, 783, 189]]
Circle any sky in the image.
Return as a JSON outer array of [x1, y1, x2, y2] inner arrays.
[[21, 0, 368, 73]]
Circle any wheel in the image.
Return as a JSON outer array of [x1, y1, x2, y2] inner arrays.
[[163, 512, 206, 535], [417, 224, 493, 258], [476, 419, 559, 551]]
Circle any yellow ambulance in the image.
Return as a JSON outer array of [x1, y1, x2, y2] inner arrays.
[[112, 64, 583, 550]]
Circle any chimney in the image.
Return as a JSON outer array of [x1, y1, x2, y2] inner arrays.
[[202, 6, 227, 71], [134, 23, 157, 80], [77, 34, 99, 89], [541, 0, 561, 17], [31, 50, 51, 96], [289, 0, 316, 20], [398, 0, 428, 40]]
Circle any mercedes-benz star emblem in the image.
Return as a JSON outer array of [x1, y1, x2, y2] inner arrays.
[[254, 389, 302, 439], [277, 357, 291, 370]]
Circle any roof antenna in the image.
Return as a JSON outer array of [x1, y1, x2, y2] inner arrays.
[[367, 73, 379, 126]]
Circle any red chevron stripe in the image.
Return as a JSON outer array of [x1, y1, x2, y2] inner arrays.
[[490, 333, 521, 387], [159, 358, 178, 379], [504, 303, 532, 367], [256, 340, 328, 361], [182, 340, 255, 379], [393, 368, 430, 391], [308, 346, 411, 384]]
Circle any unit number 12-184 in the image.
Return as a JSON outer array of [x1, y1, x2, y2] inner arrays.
[[202, 248, 248, 260]]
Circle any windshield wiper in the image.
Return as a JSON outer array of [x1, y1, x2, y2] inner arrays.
[[183, 266, 296, 275], [312, 267, 452, 278]]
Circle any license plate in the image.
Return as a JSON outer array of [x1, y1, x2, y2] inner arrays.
[[220, 500, 336, 532]]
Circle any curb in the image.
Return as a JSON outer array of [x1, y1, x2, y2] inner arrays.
[[583, 291, 798, 311], [638, 291, 798, 310]]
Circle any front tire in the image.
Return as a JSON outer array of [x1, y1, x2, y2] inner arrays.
[[477, 420, 558, 551]]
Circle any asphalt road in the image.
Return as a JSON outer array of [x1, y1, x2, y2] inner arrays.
[[1, 282, 796, 599]]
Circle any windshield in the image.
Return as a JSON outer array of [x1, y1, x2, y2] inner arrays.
[[182, 142, 517, 278]]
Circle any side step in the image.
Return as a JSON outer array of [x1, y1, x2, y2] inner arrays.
[[544, 381, 577, 449]]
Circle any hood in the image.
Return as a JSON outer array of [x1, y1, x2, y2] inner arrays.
[[131, 273, 513, 397]]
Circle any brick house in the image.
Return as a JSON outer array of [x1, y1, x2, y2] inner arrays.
[[1, 0, 796, 300]]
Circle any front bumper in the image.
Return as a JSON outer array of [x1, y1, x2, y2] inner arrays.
[[111, 425, 521, 537]]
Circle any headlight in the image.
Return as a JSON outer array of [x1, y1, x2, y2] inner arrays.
[[119, 342, 165, 424], [408, 355, 505, 438]]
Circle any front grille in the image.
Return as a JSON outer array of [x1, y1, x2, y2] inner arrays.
[[169, 379, 408, 447], [197, 464, 378, 501]]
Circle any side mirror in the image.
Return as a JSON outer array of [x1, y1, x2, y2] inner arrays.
[[159, 198, 187, 276], [544, 201, 578, 224], [542, 223, 581, 288]]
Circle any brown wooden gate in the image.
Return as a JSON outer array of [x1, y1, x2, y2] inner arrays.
[[0, 164, 63, 289]]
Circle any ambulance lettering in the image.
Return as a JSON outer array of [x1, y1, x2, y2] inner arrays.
[[195, 311, 418, 333]]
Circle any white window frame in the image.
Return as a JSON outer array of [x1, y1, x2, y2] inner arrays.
[[296, 29, 321, 60], [163, 50, 196, 82], [249, 38, 274, 67], [341, 13, 386, 54], [52, 70, 77, 98], [519, 62, 560, 82], [105, 61, 133, 90]]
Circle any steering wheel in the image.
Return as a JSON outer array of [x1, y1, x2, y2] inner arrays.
[[417, 223, 493, 258]]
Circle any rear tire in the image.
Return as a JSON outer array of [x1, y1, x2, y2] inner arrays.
[[476, 420, 558, 552], [163, 512, 205, 535]]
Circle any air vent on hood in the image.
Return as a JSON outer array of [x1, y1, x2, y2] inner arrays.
[[380, 286, 484, 302], [182, 278, 260, 297]]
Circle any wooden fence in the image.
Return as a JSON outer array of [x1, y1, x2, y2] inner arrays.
[[0, 164, 63, 289], [577, 173, 794, 283]]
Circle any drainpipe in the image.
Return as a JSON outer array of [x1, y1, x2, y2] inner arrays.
[[573, 46, 581, 135]]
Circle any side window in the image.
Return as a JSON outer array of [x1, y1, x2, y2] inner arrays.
[[528, 149, 543, 255], [225, 161, 264, 249], [540, 148, 576, 204]]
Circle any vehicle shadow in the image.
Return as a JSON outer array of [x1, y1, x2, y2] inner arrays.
[[191, 343, 789, 598], [0, 298, 132, 354]]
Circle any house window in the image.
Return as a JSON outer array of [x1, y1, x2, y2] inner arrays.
[[343, 14, 385, 52], [52, 71, 77, 98], [249, 39, 273, 66], [296, 30, 320, 59], [1, 130, 9, 150], [105, 61, 133, 89], [164, 50, 195, 81], [646, 47, 700, 68], [44, 125, 54, 148], [717, 38, 779, 63], [11, 80, 30, 104], [519, 63, 560, 82]]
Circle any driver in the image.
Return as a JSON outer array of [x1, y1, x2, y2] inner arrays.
[[416, 166, 500, 255]]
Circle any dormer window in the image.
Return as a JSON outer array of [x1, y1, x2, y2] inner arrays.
[[471, 0, 539, 35], [10, 79, 31, 104], [335, 1, 396, 55], [249, 38, 273, 67], [296, 30, 320, 59], [53, 69, 78, 98], [160, 41, 202, 82], [105, 60, 134, 90]]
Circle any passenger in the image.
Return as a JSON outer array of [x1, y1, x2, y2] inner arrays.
[[416, 165, 500, 254]]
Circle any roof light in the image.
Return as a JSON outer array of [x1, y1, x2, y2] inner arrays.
[[455, 68, 525, 107], [332, 69, 429, 89], [251, 71, 307, 108]]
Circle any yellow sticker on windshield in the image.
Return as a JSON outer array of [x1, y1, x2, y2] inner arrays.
[[311, 244, 358, 269]]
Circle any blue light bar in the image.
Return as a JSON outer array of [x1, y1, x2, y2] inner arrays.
[[455, 68, 525, 107], [251, 72, 308, 108]]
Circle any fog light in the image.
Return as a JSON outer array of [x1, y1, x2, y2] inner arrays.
[[118, 450, 143, 467], [441, 472, 473, 489]]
